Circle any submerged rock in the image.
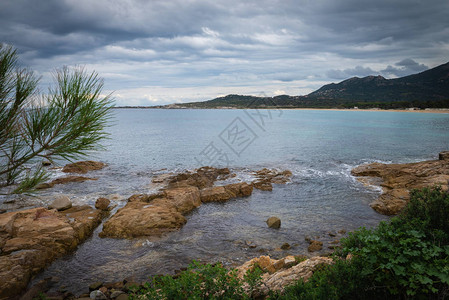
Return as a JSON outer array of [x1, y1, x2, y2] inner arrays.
[[352, 153, 449, 215], [307, 240, 323, 252], [62, 161, 106, 174], [266, 216, 281, 229], [37, 176, 97, 190], [0, 206, 106, 299]]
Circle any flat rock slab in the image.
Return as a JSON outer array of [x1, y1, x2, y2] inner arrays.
[[352, 155, 449, 215], [62, 161, 106, 174], [0, 206, 106, 299]]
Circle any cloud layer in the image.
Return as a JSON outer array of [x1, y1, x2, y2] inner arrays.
[[1, 0, 448, 105]]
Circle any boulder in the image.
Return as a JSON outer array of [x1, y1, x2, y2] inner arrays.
[[48, 195, 72, 211], [95, 198, 111, 211], [235, 255, 333, 296], [99, 201, 186, 238], [163, 186, 201, 214], [223, 182, 253, 197], [266, 217, 281, 229], [352, 156, 449, 215], [308, 240, 323, 252], [439, 151, 449, 160], [0, 206, 106, 299], [200, 186, 231, 203], [62, 161, 106, 174], [254, 168, 292, 185]]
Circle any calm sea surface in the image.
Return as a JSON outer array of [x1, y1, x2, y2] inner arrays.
[[28, 109, 449, 294]]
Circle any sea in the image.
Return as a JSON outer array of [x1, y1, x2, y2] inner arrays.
[[17, 108, 449, 294]]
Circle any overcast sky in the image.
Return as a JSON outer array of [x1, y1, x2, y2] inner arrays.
[[1, 0, 448, 106]]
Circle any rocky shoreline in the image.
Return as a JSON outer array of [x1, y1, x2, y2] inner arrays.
[[0, 163, 295, 299], [352, 151, 449, 215], [3, 151, 446, 299]]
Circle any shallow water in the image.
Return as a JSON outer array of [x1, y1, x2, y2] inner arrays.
[[5, 108, 449, 295]]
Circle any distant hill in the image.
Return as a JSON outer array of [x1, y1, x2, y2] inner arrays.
[[158, 61, 449, 109]]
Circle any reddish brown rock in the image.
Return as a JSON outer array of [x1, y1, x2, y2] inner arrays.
[[266, 216, 281, 229], [62, 161, 106, 174], [252, 180, 273, 191], [163, 186, 201, 214], [200, 186, 231, 203], [36, 176, 97, 189], [439, 151, 449, 160], [167, 166, 231, 189], [307, 240, 323, 252], [0, 206, 106, 299], [223, 182, 253, 197], [352, 156, 449, 215], [95, 197, 111, 211], [99, 201, 186, 239], [254, 168, 292, 185], [235, 255, 333, 296]]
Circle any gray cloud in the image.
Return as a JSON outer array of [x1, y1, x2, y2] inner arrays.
[[0, 0, 448, 105]]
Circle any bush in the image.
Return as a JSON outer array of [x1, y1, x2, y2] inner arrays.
[[129, 260, 262, 300]]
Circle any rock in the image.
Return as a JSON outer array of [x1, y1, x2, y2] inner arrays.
[[266, 216, 281, 229], [308, 240, 323, 252], [42, 161, 52, 166], [37, 176, 97, 189], [48, 195, 72, 211], [280, 243, 291, 250], [167, 166, 231, 189], [100, 201, 186, 238], [351, 155, 449, 215], [439, 151, 449, 160], [110, 290, 125, 298], [95, 198, 110, 211], [200, 186, 231, 203], [223, 182, 253, 197], [163, 186, 201, 214], [0, 206, 106, 299], [235, 254, 333, 296], [252, 180, 273, 191], [89, 281, 103, 291], [254, 168, 292, 185], [116, 294, 129, 300], [283, 255, 296, 268], [90, 290, 107, 300], [62, 161, 106, 174], [258, 256, 333, 295], [338, 229, 346, 234], [0, 209, 6, 214]]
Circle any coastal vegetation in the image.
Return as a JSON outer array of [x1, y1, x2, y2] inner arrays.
[[0, 44, 113, 193], [155, 61, 449, 109], [128, 187, 449, 299]]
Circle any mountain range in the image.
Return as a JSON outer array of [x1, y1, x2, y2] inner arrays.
[[158, 61, 449, 109]]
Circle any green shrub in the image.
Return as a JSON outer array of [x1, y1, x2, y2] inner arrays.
[[129, 260, 261, 299]]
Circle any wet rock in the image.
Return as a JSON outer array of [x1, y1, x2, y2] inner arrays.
[[338, 229, 346, 235], [223, 182, 253, 197], [89, 281, 103, 291], [252, 180, 273, 191], [62, 161, 106, 174], [0, 206, 106, 299], [163, 186, 201, 214], [280, 243, 291, 250], [90, 290, 107, 300], [37, 176, 97, 189], [352, 155, 449, 215], [439, 151, 449, 160], [200, 186, 231, 203], [167, 166, 231, 189], [245, 240, 257, 248], [266, 216, 281, 229], [99, 201, 186, 238], [95, 198, 110, 211], [48, 195, 72, 211], [116, 294, 129, 300], [254, 169, 292, 185], [308, 240, 323, 252]]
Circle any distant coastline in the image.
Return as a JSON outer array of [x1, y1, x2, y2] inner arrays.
[[113, 106, 449, 114]]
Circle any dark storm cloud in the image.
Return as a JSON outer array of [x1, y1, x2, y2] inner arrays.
[[1, 0, 448, 104]]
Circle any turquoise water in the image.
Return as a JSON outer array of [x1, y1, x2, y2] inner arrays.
[[30, 109, 449, 294]]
